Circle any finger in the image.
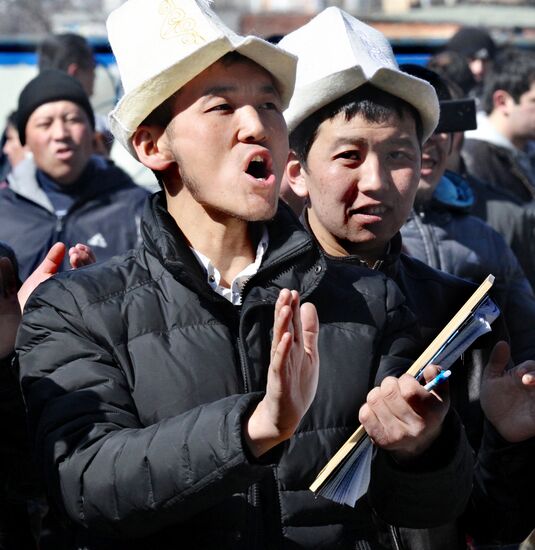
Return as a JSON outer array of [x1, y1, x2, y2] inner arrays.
[[300, 302, 319, 359], [17, 243, 66, 312], [484, 341, 511, 380], [358, 399, 385, 447], [513, 361, 535, 386], [70, 244, 96, 267], [269, 331, 293, 390], [367, 377, 421, 432], [69, 251, 79, 269], [289, 290, 301, 344], [38, 242, 67, 276], [420, 364, 442, 383], [420, 365, 449, 401], [271, 289, 292, 363]]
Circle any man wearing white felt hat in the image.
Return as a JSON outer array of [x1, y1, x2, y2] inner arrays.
[[16, 2, 472, 548], [281, 7, 524, 550]]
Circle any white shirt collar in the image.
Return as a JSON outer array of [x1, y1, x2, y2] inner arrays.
[[191, 226, 269, 306]]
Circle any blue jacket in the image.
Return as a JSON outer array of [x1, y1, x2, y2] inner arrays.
[[0, 156, 149, 281]]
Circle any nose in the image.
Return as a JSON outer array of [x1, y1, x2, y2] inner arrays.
[[236, 105, 267, 144], [50, 119, 69, 140], [357, 154, 385, 194]]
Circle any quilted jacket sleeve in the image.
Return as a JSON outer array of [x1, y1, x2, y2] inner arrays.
[[466, 421, 535, 544], [17, 279, 271, 538]]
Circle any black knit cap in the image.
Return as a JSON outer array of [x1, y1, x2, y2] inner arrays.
[[17, 69, 95, 145], [446, 27, 496, 61]]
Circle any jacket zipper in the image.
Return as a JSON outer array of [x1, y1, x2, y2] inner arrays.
[[412, 210, 442, 270], [54, 214, 65, 241]]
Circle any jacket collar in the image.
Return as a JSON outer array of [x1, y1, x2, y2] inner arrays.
[[141, 193, 325, 302], [7, 157, 53, 212], [7, 155, 130, 213], [299, 209, 403, 276]]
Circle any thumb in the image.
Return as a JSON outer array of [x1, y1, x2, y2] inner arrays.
[[38, 242, 67, 275], [300, 302, 319, 358], [17, 243, 67, 312], [484, 341, 511, 380]]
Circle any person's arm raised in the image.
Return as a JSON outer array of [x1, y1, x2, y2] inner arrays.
[[245, 289, 320, 458]]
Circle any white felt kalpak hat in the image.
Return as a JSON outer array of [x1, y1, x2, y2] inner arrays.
[[279, 7, 439, 142], [107, 0, 297, 159]]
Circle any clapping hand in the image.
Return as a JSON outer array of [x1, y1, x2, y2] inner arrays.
[[245, 289, 320, 457]]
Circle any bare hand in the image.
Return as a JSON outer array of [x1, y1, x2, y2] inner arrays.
[[18, 242, 66, 312], [481, 341, 535, 443], [358, 365, 449, 460], [245, 289, 319, 457], [69, 243, 96, 268], [18, 243, 96, 312], [0, 257, 21, 359]]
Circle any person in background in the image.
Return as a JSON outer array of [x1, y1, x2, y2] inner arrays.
[[16, 1, 473, 548], [1, 112, 28, 180], [462, 48, 535, 289], [398, 64, 535, 547], [37, 32, 113, 156], [0, 70, 148, 281], [426, 50, 476, 98], [281, 16, 535, 548], [444, 26, 497, 97]]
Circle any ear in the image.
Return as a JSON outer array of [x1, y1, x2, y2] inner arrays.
[[493, 89, 514, 112], [132, 125, 174, 171], [66, 63, 79, 78], [285, 150, 310, 199]]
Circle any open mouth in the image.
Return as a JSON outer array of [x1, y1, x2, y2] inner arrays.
[[246, 155, 270, 180], [349, 205, 387, 217]]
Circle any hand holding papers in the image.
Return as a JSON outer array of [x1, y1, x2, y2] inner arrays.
[[310, 275, 499, 507]]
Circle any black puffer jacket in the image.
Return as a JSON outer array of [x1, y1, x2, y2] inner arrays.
[[17, 194, 473, 549], [0, 156, 149, 281], [333, 234, 535, 548]]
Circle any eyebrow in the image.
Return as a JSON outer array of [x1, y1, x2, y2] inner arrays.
[[203, 84, 279, 97], [331, 135, 418, 150]]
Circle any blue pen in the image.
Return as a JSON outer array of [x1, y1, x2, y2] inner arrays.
[[423, 369, 452, 391]]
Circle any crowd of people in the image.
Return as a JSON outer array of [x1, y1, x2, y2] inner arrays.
[[0, 0, 534, 549]]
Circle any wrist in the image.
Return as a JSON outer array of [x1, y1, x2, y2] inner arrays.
[[244, 400, 292, 458], [390, 423, 443, 463]]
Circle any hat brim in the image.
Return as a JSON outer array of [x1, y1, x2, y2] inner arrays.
[[285, 65, 439, 143], [110, 35, 296, 159]]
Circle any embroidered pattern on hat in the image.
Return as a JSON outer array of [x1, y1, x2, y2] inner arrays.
[[159, 0, 205, 44]]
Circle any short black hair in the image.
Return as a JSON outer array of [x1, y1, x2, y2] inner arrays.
[[37, 33, 95, 72], [289, 83, 422, 168], [481, 47, 535, 114]]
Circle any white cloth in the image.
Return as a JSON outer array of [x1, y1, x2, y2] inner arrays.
[[191, 226, 269, 306]]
